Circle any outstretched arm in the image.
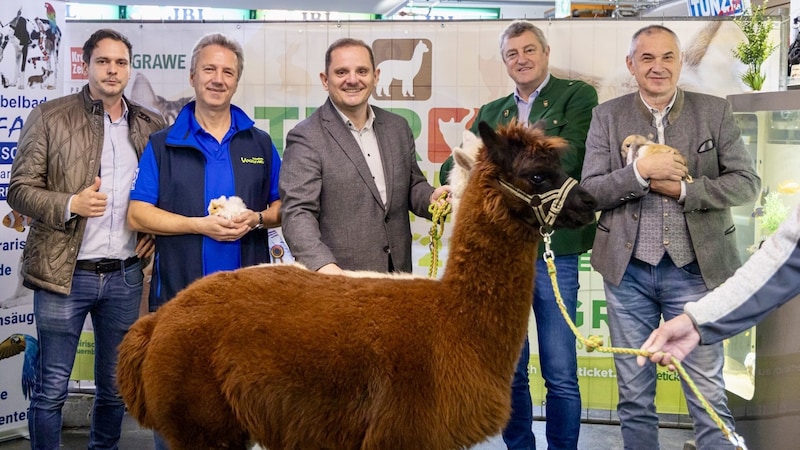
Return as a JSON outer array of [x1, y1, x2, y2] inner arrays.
[[637, 314, 701, 369], [641, 203, 800, 368]]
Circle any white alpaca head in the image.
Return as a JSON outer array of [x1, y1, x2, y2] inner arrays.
[[207, 195, 248, 219]]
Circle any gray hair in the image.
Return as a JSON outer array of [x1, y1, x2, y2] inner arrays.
[[499, 21, 548, 55], [190, 33, 245, 81], [628, 25, 681, 58]]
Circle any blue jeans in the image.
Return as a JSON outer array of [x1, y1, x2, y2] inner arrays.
[[604, 256, 735, 450], [504, 255, 581, 450], [29, 260, 143, 450], [154, 431, 169, 450]]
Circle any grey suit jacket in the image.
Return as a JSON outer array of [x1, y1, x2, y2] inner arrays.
[[279, 98, 434, 272], [581, 89, 760, 289]]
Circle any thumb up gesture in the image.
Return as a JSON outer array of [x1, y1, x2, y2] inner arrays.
[[71, 176, 108, 218]]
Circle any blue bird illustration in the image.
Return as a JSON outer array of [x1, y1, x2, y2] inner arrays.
[[0, 334, 39, 400]]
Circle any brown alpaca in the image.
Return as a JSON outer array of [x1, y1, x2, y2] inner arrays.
[[116, 121, 597, 450]]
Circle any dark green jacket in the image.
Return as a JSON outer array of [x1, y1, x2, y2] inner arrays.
[[439, 75, 598, 256]]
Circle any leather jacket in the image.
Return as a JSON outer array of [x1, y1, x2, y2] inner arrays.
[[8, 85, 166, 294]]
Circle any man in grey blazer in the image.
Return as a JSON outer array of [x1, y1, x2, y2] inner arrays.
[[280, 38, 449, 274], [581, 25, 760, 449]]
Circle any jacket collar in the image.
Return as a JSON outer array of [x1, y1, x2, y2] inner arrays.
[[500, 74, 564, 122], [633, 88, 685, 126], [80, 84, 142, 124], [513, 73, 550, 104], [167, 100, 255, 144], [319, 98, 388, 207]]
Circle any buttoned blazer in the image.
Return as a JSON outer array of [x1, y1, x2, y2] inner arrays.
[[581, 89, 761, 289], [280, 98, 434, 272]]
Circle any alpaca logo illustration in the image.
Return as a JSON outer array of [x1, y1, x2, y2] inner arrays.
[[372, 39, 432, 101], [427, 108, 477, 163]]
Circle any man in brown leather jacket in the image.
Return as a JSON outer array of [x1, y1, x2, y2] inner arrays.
[[8, 28, 165, 449]]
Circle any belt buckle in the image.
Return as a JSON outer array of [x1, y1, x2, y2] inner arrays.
[[96, 260, 114, 272]]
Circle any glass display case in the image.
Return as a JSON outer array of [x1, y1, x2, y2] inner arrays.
[[726, 90, 800, 450], [723, 109, 759, 403]]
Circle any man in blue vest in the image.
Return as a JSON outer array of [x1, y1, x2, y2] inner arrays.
[[129, 31, 281, 450], [129, 32, 281, 310]]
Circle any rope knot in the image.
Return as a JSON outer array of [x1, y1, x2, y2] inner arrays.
[[585, 335, 604, 352]]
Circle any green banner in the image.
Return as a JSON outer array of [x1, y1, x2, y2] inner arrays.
[[528, 355, 689, 414]]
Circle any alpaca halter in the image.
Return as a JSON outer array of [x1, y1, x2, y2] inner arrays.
[[497, 176, 578, 228]]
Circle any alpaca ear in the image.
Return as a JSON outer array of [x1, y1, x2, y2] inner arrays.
[[477, 121, 501, 161], [454, 129, 482, 171], [478, 121, 515, 172], [453, 147, 474, 173], [447, 130, 482, 201], [477, 121, 496, 144], [461, 129, 482, 155]]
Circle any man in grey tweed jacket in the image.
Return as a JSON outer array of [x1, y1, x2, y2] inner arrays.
[[581, 25, 760, 449]]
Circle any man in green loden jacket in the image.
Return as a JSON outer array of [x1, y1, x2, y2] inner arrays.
[[439, 20, 597, 450]]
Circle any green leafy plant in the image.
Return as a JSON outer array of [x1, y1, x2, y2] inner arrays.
[[749, 181, 799, 253], [733, 1, 778, 91], [760, 190, 789, 235]]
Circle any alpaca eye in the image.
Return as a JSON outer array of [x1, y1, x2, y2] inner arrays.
[[530, 175, 545, 185]]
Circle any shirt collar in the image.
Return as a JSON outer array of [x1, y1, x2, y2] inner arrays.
[[514, 73, 551, 104], [188, 106, 240, 137], [639, 89, 678, 115], [104, 98, 129, 123], [333, 103, 375, 132]]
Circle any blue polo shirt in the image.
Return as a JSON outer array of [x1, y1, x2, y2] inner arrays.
[[132, 103, 280, 277]]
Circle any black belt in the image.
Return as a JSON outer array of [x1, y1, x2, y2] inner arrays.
[[75, 256, 139, 273]]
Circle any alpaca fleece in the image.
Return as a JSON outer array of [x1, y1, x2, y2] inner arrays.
[[117, 121, 597, 450]]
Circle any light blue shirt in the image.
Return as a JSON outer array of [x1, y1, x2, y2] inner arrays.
[[77, 101, 139, 260], [514, 74, 550, 124]]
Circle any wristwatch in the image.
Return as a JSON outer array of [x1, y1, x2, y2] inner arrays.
[[254, 211, 264, 229]]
